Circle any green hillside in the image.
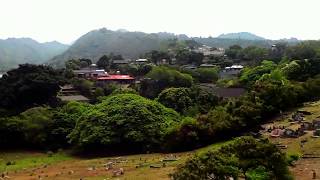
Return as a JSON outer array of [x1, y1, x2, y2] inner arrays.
[[0, 38, 68, 71]]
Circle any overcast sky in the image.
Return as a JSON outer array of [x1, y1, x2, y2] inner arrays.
[[0, 0, 319, 44]]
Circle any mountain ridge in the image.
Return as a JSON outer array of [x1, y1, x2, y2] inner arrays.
[[0, 29, 302, 70], [49, 28, 301, 67], [217, 32, 266, 40], [0, 38, 68, 71]]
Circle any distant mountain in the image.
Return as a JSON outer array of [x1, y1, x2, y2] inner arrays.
[[194, 37, 272, 49], [0, 38, 68, 71], [217, 32, 266, 41], [278, 37, 300, 43], [48, 29, 301, 67], [49, 28, 178, 67]]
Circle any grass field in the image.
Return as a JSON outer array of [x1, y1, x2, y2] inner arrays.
[[0, 151, 71, 172], [0, 141, 231, 179]]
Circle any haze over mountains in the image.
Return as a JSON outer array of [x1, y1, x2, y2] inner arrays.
[[0, 29, 301, 70], [217, 32, 266, 40], [0, 38, 68, 71]]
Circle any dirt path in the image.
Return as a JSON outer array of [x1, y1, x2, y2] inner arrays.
[[291, 158, 320, 180]]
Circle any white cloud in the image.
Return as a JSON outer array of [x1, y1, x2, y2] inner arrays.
[[0, 0, 319, 43]]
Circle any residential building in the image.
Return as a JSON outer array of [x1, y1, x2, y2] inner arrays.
[[135, 59, 149, 64], [96, 75, 135, 86], [58, 85, 90, 102], [112, 59, 131, 65], [194, 45, 225, 56], [199, 64, 216, 68], [219, 65, 244, 79], [73, 64, 108, 78]]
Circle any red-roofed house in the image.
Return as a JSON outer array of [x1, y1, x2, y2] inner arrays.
[[96, 75, 135, 85]]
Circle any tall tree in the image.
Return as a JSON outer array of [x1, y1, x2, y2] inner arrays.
[[97, 55, 110, 69]]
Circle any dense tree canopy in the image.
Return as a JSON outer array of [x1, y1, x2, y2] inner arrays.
[[69, 94, 181, 151], [157, 88, 193, 114], [140, 66, 193, 98], [225, 44, 243, 59], [176, 49, 204, 65], [194, 67, 219, 83], [286, 43, 317, 60], [96, 55, 110, 69], [240, 60, 277, 86], [0, 64, 64, 113], [148, 50, 171, 65]]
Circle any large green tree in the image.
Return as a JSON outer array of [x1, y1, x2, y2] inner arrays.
[[69, 94, 181, 151], [97, 55, 110, 69]]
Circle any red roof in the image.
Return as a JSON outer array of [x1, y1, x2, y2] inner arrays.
[[97, 75, 134, 80]]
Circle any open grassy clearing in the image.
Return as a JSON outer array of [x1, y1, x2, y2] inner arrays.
[[0, 151, 71, 173], [0, 141, 232, 179]]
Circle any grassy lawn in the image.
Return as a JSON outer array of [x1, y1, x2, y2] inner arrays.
[[0, 151, 72, 172], [0, 140, 232, 179]]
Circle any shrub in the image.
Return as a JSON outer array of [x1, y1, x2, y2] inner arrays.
[[156, 88, 193, 114], [19, 107, 53, 147], [111, 87, 138, 95], [48, 101, 91, 148], [171, 137, 293, 180], [194, 67, 219, 83], [140, 66, 193, 98]]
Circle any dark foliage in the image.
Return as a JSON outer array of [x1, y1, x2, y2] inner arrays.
[[0, 64, 64, 113]]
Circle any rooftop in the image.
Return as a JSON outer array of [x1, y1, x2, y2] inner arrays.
[[112, 59, 130, 64], [135, 59, 148, 62], [97, 75, 134, 80]]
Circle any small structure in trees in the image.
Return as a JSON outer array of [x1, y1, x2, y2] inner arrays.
[[313, 119, 320, 129], [291, 112, 304, 122], [282, 128, 305, 138], [301, 121, 314, 131], [270, 129, 284, 137], [314, 129, 320, 137]]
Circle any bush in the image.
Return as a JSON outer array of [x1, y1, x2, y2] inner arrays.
[[0, 116, 25, 147], [171, 137, 293, 180], [48, 101, 91, 148], [19, 107, 53, 147], [72, 79, 94, 97], [111, 88, 138, 95], [164, 117, 201, 151], [156, 88, 193, 114], [194, 67, 219, 83], [287, 153, 301, 166], [191, 86, 219, 114], [140, 66, 193, 98]]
